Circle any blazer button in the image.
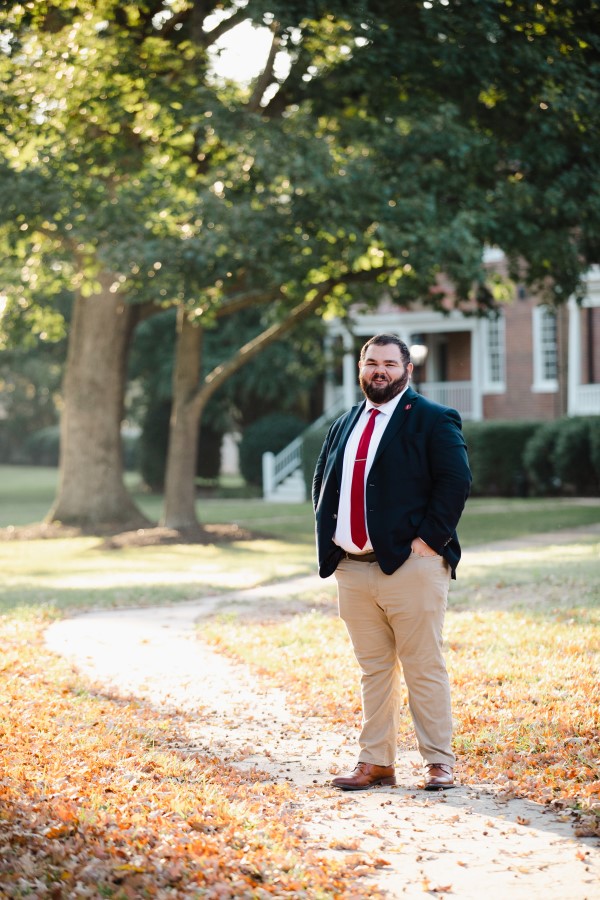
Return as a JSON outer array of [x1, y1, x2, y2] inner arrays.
[[333, 513, 337, 519]]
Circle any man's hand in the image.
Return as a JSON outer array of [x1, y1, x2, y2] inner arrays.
[[411, 537, 439, 557]]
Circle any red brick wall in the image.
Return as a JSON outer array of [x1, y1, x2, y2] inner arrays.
[[482, 293, 561, 421], [447, 332, 471, 381]]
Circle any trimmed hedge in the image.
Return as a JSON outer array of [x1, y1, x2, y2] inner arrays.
[[524, 415, 600, 496], [302, 415, 600, 499], [21, 425, 61, 467], [239, 413, 306, 488], [302, 424, 331, 499], [138, 399, 223, 491], [462, 420, 540, 497], [19, 425, 139, 471]]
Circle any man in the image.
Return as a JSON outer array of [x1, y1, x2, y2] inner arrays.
[[313, 333, 471, 791]]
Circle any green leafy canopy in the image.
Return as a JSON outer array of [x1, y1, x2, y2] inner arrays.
[[0, 0, 598, 335]]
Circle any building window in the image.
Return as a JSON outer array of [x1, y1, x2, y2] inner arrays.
[[532, 306, 558, 391], [482, 313, 505, 392]]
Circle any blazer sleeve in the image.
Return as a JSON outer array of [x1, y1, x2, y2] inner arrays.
[[312, 433, 329, 510], [418, 406, 472, 552]]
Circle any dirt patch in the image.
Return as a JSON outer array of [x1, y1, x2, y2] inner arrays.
[[0, 522, 86, 541], [0, 521, 261, 546], [99, 523, 259, 548]]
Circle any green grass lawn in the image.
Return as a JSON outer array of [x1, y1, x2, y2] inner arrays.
[[1, 464, 599, 544], [0, 464, 597, 621]]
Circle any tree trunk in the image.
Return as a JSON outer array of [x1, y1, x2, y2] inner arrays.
[[162, 281, 343, 530], [48, 280, 148, 527], [162, 308, 205, 529]]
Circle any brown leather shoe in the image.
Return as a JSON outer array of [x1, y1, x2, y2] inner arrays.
[[331, 762, 396, 791], [423, 763, 454, 790]]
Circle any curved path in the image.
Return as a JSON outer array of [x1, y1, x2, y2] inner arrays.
[[45, 538, 600, 899]]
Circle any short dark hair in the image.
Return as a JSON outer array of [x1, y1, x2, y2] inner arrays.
[[360, 333, 411, 366]]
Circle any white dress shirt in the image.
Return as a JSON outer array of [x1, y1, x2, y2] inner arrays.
[[333, 388, 409, 553]]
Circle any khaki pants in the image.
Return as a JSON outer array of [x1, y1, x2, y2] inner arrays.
[[335, 554, 455, 768]]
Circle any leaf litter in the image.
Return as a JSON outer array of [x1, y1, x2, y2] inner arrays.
[[4, 541, 600, 899]]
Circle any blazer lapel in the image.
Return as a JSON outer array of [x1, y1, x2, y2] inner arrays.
[[373, 389, 419, 462], [334, 402, 365, 479]]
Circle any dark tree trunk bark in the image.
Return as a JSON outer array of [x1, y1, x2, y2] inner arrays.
[[162, 308, 205, 529], [162, 283, 340, 530], [48, 281, 148, 527]]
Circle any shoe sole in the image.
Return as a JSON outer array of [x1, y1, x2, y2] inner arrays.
[[332, 777, 397, 791], [423, 782, 455, 791]]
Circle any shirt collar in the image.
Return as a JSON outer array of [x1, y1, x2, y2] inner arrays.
[[365, 385, 410, 416]]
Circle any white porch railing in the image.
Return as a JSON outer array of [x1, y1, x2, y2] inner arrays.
[[418, 381, 474, 420], [262, 384, 475, 501], [570, 383, 600, 415], [262, 396, 348, 501]]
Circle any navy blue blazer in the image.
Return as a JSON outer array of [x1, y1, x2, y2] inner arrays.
[[312, 387, 472, 579]]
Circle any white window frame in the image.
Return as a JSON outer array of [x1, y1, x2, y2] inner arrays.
[[482, 313, 506, 393], [532, 306, 558, 392]]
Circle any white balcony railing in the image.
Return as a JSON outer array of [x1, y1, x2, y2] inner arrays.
[[570, 383, 600, 415], [418, 381, 474, 420], [262, 384, 476, 500]]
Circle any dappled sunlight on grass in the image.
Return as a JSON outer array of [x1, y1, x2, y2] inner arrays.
[[0, 538, 314, 614], [452, 539, 599, 611]]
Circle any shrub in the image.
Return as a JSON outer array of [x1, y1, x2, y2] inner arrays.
[[0, 422, 13, 464], [239, 413, 305, 488], [138, 400, 171, 491], [122, 431, 140, 472], [305, 416, 600, 501], [301, 424, 330, 499], [462, 420, 540, 497], [138, 400, 223, 491], [19, 425, 138, 471], [552, 416, 599, 495], [589, 417, 600, 487], [21, 426, 61, 467], [522, 420, 563, 496]]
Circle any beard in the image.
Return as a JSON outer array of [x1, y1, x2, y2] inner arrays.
[[360, 369, 410, 404]]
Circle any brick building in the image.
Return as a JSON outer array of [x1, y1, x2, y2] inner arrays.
[[263, 263, 600, 500], [322, 264, 600, 424]]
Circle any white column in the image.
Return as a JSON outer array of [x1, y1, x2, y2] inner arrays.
[[342, 329, 356, 408], [262, 451, 275, 501], [323, 334, 336, 410], [567, 296, 580, 415], [471, 321, 483, 421]]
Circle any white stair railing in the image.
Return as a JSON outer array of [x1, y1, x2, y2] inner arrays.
[[262, 396, 348, 501]]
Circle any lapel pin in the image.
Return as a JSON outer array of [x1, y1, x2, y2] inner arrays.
[[404, 404, 412, 410]]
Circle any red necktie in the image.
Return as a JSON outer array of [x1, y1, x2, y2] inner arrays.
[[350, 408, 379, 549]]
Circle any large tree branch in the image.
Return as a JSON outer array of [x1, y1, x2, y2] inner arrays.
[[156, 2, 246, 47], [193, 287, 329, 415], [261, 44, 313, 118], [247, 26, 281, 113], [203, 6, 250, 46], [215, 286, 285, 318], [193, 267, 392, 412]]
